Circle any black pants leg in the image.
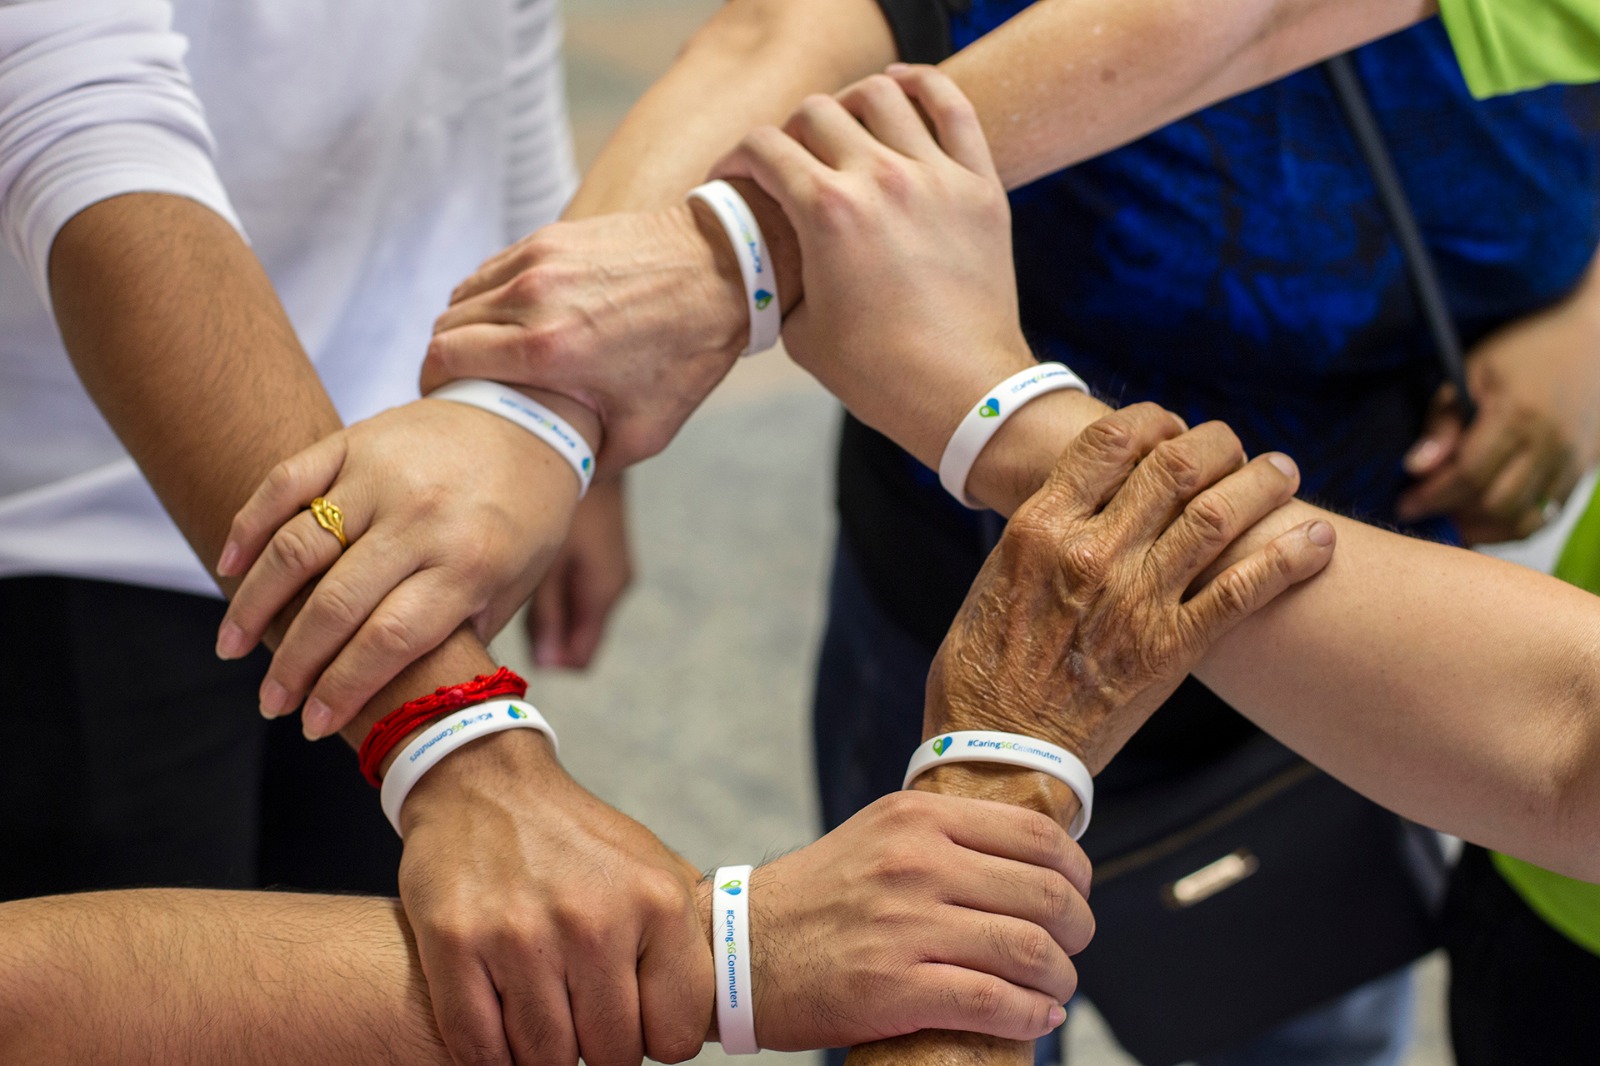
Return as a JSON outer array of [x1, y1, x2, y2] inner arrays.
[[1444, 844, 1600, 1066], [0, 576, 397, 900]]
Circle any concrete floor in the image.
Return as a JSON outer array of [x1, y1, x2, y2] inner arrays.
[[494, 2, 1462, 1062]]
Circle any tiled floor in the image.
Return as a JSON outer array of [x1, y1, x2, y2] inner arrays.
[[508, 1, 1458, 1062]]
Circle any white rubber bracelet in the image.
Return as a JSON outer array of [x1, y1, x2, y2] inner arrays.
[[428, 379, 595, 498], [380, 699, 559, 836], [712, 864, 759, 1054], [938, 362, 1089, 508], [688, 180, 780, 357], [904, 730, 1093, 840]]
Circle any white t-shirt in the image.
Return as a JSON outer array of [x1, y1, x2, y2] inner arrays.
[[0, 0, 576, 595]]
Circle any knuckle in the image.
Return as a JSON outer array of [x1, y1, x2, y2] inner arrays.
[[268, 524, 324, 578], [810, 179, 860, 230], [367, 609, 425, 662], [1212, 564, 1261, 619], [1061, 537, 1108, 585], [1080, 413, 1138, 462], [1184, 491, 1236, 544], [1002, 509, 1058, 558], [967, 978, 1007, 1027], [870, 155, 914, 201], [506, 267, 549, 305], [262, 457, 301, 500], [1037, 870, 1075, 927], [1014, 927, 1056, 974], [1149, 439, 1205, 493], [638, 869, 690, 922], [423, 333, 456, 373], [309, 578, 365, 633]]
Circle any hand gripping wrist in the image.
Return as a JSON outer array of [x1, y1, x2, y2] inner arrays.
[[905, 731, 1093, 839], [687, 181, 780, 357], [380, 699, 559, 834]]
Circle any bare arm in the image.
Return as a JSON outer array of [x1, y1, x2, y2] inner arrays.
[[0, 789, 1099, 1064], [721, 69, 1600, 879], [954, 0, 1438, 189]]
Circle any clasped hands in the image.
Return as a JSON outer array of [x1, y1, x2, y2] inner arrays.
[[207, 65, 1336, 1066]]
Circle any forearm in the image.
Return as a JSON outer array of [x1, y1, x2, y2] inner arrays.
[[565, 0, 895, 218], [857, 345, 1600, 878], [948, 0, 1436, 190], [48, 193, 500, 747], [0, 890, 451, 1066]]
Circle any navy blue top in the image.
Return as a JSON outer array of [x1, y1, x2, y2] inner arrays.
[[838, 14, 1600, 653]]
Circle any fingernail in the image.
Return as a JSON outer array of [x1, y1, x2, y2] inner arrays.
[[1047, 1005, 1067, 1031], [1266, 453, 1297, 480], [1307, 521, 1335, 547], [886, 62, 909, 73], [1405, 439, 1443, 473], [533, 637, 559, 668], [216, 621, 248, 660], [259, 679, 290, 718], [217, 542, 241, 577], [303, 698, 332, 740]]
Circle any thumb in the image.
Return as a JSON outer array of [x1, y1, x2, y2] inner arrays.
[[1404, 384, 1463, 476]]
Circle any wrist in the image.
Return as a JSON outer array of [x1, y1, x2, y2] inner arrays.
[[681, 199, 761, 363], [967, 387, 1109, 515], [911, 764, 1081, 833], [396, 724, 563, 835]]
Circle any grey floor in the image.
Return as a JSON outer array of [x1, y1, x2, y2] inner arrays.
[[492, 3, 1462, 1061]]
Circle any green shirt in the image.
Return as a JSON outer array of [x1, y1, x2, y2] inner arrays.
[[1438, 0, 1600, 97], [1490, 486, 1600, 957]]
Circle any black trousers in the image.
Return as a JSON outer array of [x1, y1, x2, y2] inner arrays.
[[1444, 844, 1600, 1066], [0, 575, 399, 899]]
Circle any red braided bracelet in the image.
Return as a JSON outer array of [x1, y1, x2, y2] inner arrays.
[[357, 666, 528, 787]]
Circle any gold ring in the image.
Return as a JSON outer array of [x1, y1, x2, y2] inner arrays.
[[310, 497, 348, 550]]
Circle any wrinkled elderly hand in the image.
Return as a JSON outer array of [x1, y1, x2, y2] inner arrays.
[[421, 207, 754, 469], [929, 403, 1337, 774], [742, 790, 1091, 1050]]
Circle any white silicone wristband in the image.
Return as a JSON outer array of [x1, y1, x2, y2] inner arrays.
[[712, 864, 759, 1054], [904, 730, 1093, 840], [938, 362, 1089, 508], [429, 379, 595, 497], [379, 699, 559, 836], [688, 180, 780, 357]]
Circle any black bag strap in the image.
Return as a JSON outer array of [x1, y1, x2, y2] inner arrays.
[[1322, 53, 1478, 424]]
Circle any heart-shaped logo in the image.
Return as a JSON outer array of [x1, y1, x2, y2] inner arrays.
[[720, 880, 743, 895], [508, 706, 527, 720], [754, 290, 774, 310], [582, 457, 592, 473], [932, 736, 952, 756], [978, 398, 1000, 418]]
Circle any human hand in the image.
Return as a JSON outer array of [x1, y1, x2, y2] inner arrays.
[[526, 475, 634, 669], [399, 728, 711, 1066], [929, 404, 1337, 774], [1397, 266, 1600, 543], [422, 207, 752, 469], [215, 395, 596, 737], [713, 65, 1076, 468], [737, 790, 1089, 1051]]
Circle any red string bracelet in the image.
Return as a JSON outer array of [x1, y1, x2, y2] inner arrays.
[[357, 666, 528, 787]]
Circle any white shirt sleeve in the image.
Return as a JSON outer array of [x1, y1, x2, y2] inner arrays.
[[0, 0, 244, 309], [504, 0, 576, 241]]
